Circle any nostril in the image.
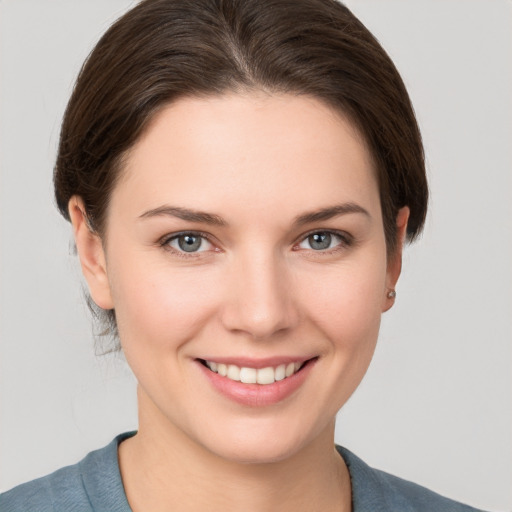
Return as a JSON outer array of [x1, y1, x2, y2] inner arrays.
[[219, 267, 300, 339]]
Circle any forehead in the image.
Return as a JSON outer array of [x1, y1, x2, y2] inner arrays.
[[113, 93, 380, 223]]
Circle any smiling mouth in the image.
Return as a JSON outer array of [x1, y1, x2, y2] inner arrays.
[[198, 358, 315, 385]]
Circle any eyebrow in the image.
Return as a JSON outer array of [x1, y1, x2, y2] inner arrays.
[[138, 202, 370, 227], [292, 203, 370, 227], [138, 205, 227, 226]]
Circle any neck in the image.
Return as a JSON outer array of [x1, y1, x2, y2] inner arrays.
[[119, 390, 351, 512]]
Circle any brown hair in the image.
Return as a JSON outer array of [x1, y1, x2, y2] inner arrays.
[[54, 0, 428, 341]]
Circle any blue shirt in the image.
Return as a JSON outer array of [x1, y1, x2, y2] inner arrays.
[[0, 432, 487, 511]]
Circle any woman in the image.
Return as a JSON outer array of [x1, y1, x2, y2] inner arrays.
[[0, 0, 502, 510]]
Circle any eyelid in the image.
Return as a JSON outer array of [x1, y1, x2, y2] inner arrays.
[[293, 228, 354, 251], [159, 230, 218, 254], [157, 228, 353, 256]]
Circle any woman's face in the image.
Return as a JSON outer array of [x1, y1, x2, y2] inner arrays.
[[77, 93, 405, 463]]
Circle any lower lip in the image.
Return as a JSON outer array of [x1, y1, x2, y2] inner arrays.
[[196, 359, 316, 407]]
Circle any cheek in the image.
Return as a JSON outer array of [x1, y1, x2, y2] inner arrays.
[[108, 255, 221, 351], [298, 262, 386, 413], [301, 257, 386, 330], [296, 253, 387, 379]]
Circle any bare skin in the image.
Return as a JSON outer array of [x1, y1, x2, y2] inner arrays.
[[70, 93, 408, 512], [119, 395, 351, 512]]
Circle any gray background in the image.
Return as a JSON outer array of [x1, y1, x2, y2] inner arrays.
[[0, 1, 510, 510]]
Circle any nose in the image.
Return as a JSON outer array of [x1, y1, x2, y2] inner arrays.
[[220, 250, 300, 340]]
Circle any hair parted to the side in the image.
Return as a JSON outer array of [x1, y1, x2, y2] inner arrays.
[[54, 0, 428, 347]]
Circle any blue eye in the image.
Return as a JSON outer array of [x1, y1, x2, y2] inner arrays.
[[166, 233, 212, 253], [298, 231, 347, 251]]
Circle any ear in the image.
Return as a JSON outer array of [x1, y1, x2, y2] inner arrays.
[[68, 196, 114, 310], [382, 206, 410, 312]]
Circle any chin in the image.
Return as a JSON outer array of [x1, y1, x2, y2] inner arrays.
[[193, 415, 328, 466], [209, 438, 303, 465]]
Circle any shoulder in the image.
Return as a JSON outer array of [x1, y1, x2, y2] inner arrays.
[[0, 432, 134, 512], [336, 446, 487, 512], [0, 462, 86, 512]]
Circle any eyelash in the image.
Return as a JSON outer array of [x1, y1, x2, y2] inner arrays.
[[159, 229, 354, 257], [292, 229, 354, 255], [159, 231, 216, 258]]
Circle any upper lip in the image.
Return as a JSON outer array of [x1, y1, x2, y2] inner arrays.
[[197, 356, 317, 369]]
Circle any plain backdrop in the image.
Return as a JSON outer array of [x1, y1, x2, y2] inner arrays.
[[0, 1, 510, 510]]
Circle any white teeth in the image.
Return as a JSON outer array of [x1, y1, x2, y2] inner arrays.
[[257, 367, 275, 385], [204, 360, 305, 385], [227, 364, 241, 381], [206, 361, 218, 372], [285, 362, 295, 377], [239, 367, 257, 384], [275, 364, 286, 381]]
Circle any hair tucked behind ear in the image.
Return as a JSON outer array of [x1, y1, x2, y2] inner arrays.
[[54, 0, 428, 348]]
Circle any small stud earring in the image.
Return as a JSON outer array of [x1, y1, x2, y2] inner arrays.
[[387, 290, 396, 299]]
